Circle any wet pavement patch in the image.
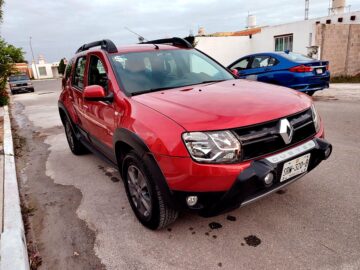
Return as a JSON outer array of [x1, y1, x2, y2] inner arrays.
[[276, 189, 286, 195], [218, 262, 222, 267], [244, 235, 261, 247], [226, 215, 236, 221], [209, 222, 222, 230]]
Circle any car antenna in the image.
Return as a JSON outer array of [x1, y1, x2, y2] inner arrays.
[[124, 27, 159, 49]]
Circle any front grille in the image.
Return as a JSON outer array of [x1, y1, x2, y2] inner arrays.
[[233, 109, 316, 161], [15, 83, 27, 87]]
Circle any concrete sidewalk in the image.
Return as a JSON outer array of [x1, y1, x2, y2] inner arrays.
[[0, 106, 29, 270]]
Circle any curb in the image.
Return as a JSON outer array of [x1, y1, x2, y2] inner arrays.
[[0, 106, 30, 270]]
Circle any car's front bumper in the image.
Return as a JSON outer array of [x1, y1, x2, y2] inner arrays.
[[10, 85, 34, 92], [170, 137, 332, 216]]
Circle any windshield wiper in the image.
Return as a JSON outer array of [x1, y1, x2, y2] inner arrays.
[[131, 87, 171, 96], [199, 79, 226, 84]]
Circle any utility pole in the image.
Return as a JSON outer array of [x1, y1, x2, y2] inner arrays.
[[305, 0, 310, 20], [29, 36, 39, 79]]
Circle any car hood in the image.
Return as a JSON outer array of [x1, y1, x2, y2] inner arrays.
[[133, 80, 312, 131]]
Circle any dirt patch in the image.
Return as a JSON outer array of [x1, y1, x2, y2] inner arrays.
[[209, 222, 223, 230], [244, 235, 261, 247], [11, 102, 105, 270]]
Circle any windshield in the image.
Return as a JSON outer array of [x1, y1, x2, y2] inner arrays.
[[110, 49, 233, 95], [9, 75, 29, 81], [280, 52, 313, 62]]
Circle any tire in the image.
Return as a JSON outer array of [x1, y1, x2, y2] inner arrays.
[[64, 118, 88, 155], [306, 91, 316, 96], [30, 88, 35, 92], [11, 90, 16, 95], [123, 151, 178, 230]]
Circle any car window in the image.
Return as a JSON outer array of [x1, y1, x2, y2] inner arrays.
[[64, 59, 73, 80], [72, 56, 86, 90], [110, 49, 233, 95], [232, 58, 250, 70], [280, 52, 313, 62], [9, 75, 29, 81], [251, 56, 272, 68], [88, 55, 108, 89]]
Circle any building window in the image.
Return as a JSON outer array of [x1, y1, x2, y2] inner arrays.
[[338, 17, 343, 22], [274, 34, 293, 52], [38, 67, 47, 76], [326, 19, 331, 24], [350, 15, 356, 21]]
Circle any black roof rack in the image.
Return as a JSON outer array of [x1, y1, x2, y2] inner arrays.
[[141, 37, 193, 48], [76, 39, 118, 54]]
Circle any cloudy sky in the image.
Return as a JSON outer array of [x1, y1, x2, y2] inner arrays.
[[1, 0, 360, 63]]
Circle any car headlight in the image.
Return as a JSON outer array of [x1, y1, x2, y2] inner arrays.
[[311, 104, 320, 132], [182, 131, 241, 163], [27, 82, 32, 86]]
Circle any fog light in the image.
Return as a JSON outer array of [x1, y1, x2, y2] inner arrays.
[[264, 173, 274, 186], [186, 196, 198, 207]]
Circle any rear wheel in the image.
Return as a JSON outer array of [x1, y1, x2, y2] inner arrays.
[[64, 119, 88, 155], [123, 151, 178, 230]]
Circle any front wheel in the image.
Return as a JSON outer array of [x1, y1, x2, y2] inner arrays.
[[123, 151, 178, 230], [64, 119, 88, 155]]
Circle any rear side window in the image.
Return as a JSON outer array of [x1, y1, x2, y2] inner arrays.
[[250, 56, 278, 68], [72, 56, 86, 90], [232, 58, 250, 70]]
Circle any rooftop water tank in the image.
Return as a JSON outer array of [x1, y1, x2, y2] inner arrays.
[[247, 15, 257, 28], [332, 0, 346, 14]]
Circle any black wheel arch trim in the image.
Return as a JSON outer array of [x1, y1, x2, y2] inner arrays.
[[113, 128, 177, 209]]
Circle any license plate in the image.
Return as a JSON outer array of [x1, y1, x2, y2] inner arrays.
[[280, 153, 311, 182], [316, 68, 323, 74]]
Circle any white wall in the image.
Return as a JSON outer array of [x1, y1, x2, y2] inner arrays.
[[196, 36, 251, 66], [31, 63, 54, 79], [195, 11, 360, 66]]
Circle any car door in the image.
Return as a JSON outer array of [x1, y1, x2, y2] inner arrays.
[[239, 55, 278, 82], [82, 53, 116, 158], [70, 55, 88, 132]]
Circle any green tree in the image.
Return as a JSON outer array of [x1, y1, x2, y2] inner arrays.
[[0, 37, 25, 105], [58, 58, 66, 75]]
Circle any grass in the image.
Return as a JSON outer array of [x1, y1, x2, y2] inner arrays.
[[331, 75, 360, 83]]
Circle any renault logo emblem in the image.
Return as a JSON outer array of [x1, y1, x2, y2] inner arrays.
[[279, 119, 294, 144]]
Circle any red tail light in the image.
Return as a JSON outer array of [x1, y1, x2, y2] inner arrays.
[[289, 65, 313, 73]]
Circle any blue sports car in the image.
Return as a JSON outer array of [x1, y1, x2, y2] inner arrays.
[[228, 51, 330, 96]]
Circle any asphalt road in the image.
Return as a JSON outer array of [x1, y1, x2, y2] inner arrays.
[[12, 79, 360, 270]]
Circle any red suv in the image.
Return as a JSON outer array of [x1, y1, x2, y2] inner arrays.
[[58, 38, 332, 230]]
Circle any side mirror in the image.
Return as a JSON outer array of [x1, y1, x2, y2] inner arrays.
[[231, 69, 239, 76], [83, 85, 113, 102]]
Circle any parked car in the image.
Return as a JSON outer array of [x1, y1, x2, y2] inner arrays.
[[228, 52, 330, 96], [9, 74, 34, 94], [58, 38, 332, 230]]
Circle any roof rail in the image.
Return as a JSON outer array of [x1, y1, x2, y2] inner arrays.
[[76, 39, 118, 54], [141, 37, 193, 48]]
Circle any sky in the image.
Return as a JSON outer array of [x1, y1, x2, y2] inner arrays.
[[1, 0, 360, 63]]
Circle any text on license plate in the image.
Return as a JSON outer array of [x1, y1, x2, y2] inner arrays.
[[280, 153, 311, 182]]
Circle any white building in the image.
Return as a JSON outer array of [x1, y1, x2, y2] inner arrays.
[[195, 10, 360, 68], [31, 55, 60, 79]]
